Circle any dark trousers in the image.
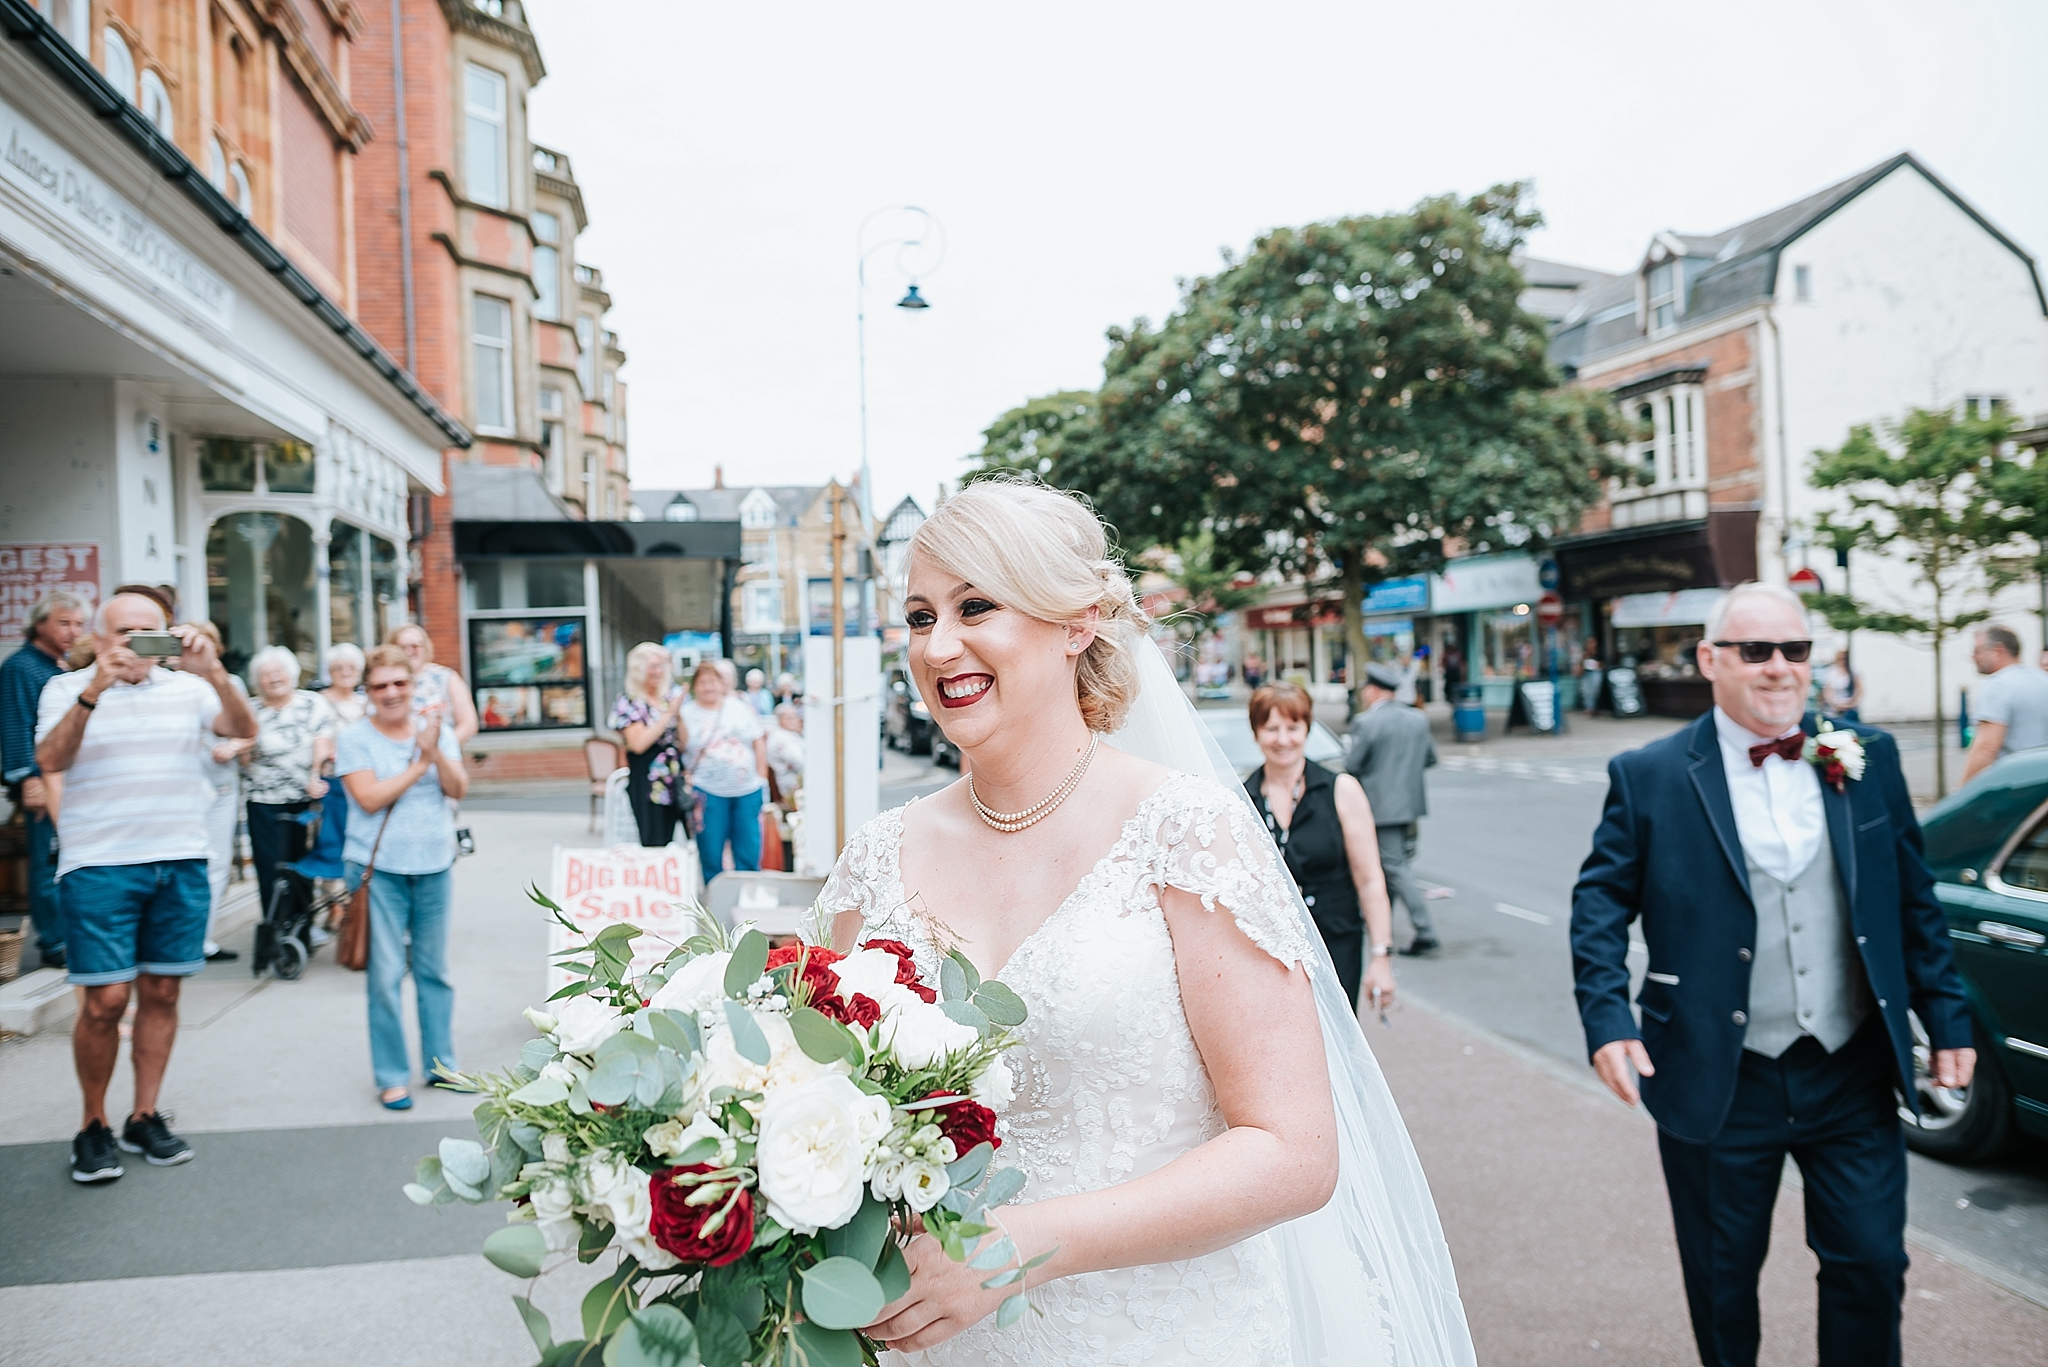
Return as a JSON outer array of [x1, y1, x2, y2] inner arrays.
[[1314, 918, 1364, 1010], [27, 807, 63, 956], [627, 781, 682, 849], [246, 800, 310, 899], [1656, 1020, 1907, 1367]]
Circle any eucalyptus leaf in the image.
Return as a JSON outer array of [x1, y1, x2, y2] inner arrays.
[[414, 1155, 443, 1187], [996, 1293, 1030, 1329], [822, 1194, 889, 1270], [787, 1007, 858, 1065], [981, 1166, 1026, 1209], [1020, 1247, 1059, 1271], [597, 1029, 658, 1062], [787, 1322, 863, 1367], [521, 1038, 560, 1072], [979, 1266, 1025, 1288], [644, 1008, 698, 1055], [971, 981, 1027, 1027], [482, 1224, 549, 1278], [402, 1182, 437, 1206], [510, 1075, 572, 1107], [723, 930, 769, 999], [608, 1304, 698, 1367], [939, 999, 990, 1036], [797, 1256, 886, 1331], [875, 1239, 911, 1303], [939, 957, 967, 1003], [946, 1141, 994, 1190], [967, 1236, 1016, 1271], [579, 1217, 614, 1263], [440, 1137, 491, 1190], [947, 948, 981, 995], [723, 1001, 771, 1066], [513, 1294, 555, 1353]]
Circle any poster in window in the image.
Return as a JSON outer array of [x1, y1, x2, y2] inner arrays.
[[471, 617, 587, 730]]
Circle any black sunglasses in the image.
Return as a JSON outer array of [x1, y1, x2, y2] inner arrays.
[[1711, 639, 1813, 664]]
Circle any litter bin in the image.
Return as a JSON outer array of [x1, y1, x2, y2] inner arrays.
[[1454, 684, 1487, 742]]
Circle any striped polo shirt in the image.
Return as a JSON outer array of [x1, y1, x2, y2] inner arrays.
[[36, 666, 221, 877]]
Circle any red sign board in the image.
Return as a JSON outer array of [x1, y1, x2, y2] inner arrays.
[[0, 542, 99, 643], [1788, 567, 1824, 595], [1244, 599, 1344, 631], [1536, 592, 1564, 626]]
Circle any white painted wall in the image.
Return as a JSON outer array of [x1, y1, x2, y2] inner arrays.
[[1764, 164, 2048, 722]]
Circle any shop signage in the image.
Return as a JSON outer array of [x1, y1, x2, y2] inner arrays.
[[545, 844, 697, 996], [0, 541, 98, 643], [1430, 554, 1542, 614], [1610, 588, 1726, 629], [1606, 666, 1645, 717], [1245, 599, 1342, 631], [1364, 575, 1429, 615], [0, 94, 235, 328]]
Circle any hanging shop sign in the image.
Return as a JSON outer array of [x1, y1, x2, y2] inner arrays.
[[1609, 588, 1726, 629], [0, 541, 98, 643], [1244, 598, 1343, 631], [1430, 554, 1542, 614], [1364, 575, 1429, 615]]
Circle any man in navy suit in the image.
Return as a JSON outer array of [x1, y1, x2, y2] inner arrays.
[[1571, 582, 1973, 1367]]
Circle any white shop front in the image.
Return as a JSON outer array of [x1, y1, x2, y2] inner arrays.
[[0, 36, 460, 675]]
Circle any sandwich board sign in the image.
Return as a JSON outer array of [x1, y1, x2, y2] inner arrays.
[[544, 845, 699, 997]]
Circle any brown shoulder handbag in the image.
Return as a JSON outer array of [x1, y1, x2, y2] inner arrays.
[[336, 805, 395, 972]]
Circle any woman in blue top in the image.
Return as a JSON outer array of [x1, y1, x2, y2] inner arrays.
[[678, 660, 768, 888], [334, 644, 469, 1111]]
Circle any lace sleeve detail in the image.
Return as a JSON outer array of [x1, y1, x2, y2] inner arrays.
[[804, 806, 908, 947], [1137, 774, 1318, 971]]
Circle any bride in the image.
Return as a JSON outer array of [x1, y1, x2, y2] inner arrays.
[[814, 480, 1474, 1366]]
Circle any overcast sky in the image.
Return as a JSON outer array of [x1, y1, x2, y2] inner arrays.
[[521, 0, 2047, 518]]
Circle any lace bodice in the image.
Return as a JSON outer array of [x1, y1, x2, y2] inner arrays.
[[814, 772, 1313, 1366]]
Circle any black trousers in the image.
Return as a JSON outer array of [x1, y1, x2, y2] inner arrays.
[[1314, 918, 1364, 1010], [1656, 1019, 1908, 1367], [626, 780, 682, 849], [247, 800, 311, 899]]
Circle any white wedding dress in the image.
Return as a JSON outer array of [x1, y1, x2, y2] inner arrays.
[[811, 642, 1475, 1367], [818, 772, 1310, 1366]]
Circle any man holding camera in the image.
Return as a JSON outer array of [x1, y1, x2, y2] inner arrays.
[[34, 592, 257, 1183]]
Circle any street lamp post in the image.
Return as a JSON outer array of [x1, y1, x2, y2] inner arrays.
[[856, 205, 944, 529]]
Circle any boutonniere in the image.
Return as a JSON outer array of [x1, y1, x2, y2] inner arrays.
[[1803, 719, 1866, 793]]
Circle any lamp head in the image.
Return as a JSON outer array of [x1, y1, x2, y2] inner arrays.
[[896, 283, 930, 310]]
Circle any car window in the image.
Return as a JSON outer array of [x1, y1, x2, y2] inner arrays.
[[1198, 710, 1345, 771], [1996, 814, 2048, 895]]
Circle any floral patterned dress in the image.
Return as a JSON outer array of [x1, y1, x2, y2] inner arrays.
[[815, 772, 1312, 1367], [610, 688, 685, 805]]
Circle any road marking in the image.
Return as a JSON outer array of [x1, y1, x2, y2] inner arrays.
[[1495, 902, 1554, 925], [1439, 754, 1606, 785]]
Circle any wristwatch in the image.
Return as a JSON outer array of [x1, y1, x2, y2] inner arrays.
[[1371, 943, 1394, 958]]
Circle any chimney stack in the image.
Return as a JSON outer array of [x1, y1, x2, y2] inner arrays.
[[713, 464, 725, 489]]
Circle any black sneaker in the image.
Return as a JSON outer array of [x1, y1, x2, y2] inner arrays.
[[71, 1121, 124, 1183], [1399, 937, 1442, 958], [118, 1112, 194, 1166]]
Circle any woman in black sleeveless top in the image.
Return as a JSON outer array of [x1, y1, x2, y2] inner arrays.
[[1242, 683, 1398, 1011]]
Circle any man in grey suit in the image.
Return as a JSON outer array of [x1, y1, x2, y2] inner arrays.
[[1349, 662, 1441, 955]]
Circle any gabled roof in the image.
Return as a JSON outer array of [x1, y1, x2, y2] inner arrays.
[[633, 485, 826, 526], [1552, 153, 2048, 370]]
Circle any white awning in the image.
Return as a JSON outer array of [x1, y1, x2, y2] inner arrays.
[[1610, 588, 1726, 629]]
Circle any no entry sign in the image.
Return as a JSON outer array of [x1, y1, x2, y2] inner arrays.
[[1536, 592, 1564, 626]]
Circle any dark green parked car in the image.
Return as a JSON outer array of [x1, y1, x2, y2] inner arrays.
[[1914, 748, 2048, 1162]]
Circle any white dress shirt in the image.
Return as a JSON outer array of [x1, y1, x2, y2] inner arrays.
[[1713, 707, 1826, 884]]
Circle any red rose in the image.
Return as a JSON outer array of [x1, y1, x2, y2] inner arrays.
[[837, 992, 882, 1029], [648, 1165, 754, 1267], [922, 1090, 1001, 1152], [765, 945, 843, 1008], [862, 939, 938, 1003]]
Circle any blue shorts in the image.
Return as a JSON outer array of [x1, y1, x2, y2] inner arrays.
[[59, 859, 211, 986]]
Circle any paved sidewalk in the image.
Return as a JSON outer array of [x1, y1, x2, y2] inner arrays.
[[1375, 992, 2048, 1366]]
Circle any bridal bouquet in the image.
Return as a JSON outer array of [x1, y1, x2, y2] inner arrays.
[[408, 891, 1043, 1367]]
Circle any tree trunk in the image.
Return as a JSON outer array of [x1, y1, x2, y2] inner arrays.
[[1339, 552, 1368, 722]]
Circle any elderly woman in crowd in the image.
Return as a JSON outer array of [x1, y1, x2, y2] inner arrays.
[[678, 660, 768, 889], [320, 643, 369, 726], [766, 702, 804, 803], [609, 642, 689, 848], [1242, 681, 1399, 1013], [389, 624, 478, 743], [336, 644, 468, 1111], [238, 647, 337, 904]]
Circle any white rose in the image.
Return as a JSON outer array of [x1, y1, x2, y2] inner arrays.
[[879, 999, 981, 1070], [969, 1055, 1015, 1108], [706, 1009, 838, 1098], [522, 1006, 558, 1035], [551, 996, 627, 1056], [539, 1056, 590, 1091], [755, 1074, 893, 1234], [541, 1132, 573, 1165], [649, 951, 732, 1017], [899, 1158, 950, 1214], [529, 1176, 580, 1251], [832, 948, 908, 1002], [647, 1110, 737, 1167]]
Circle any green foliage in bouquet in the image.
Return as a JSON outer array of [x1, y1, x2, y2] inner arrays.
[[407, 887, 1042, 1367]]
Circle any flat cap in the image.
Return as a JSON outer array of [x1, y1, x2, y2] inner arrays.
[[1364, 662, 1404, 692]]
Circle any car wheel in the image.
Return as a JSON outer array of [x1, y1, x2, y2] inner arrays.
[[1901, 1011, 2014, 1164]]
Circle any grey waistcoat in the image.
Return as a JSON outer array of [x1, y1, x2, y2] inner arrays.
[[1742, 834, 1873, 1057]]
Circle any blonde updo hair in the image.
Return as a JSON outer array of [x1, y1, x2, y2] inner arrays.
[[908, 478, 1150, 733]]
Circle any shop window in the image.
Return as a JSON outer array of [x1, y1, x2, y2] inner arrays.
[[101, 28, 135, 102], [139, 69, 173, 137], [200, 438, 256, 491], [528, 560, 584, 607], [206, 512, 315, 681], [473, 294, 514, 433], [264, 440, 316, 494], [464, 64, 508, 209], [328, 526, 363, 647], [370, 534, 399, 638], [470, 617, 589, 730]]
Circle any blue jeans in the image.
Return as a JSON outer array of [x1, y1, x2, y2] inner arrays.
[[695, 788, 763, 888], [27, 808, 63, 956], [60, 859, 210, 985], [347, 862, 455, 1090]]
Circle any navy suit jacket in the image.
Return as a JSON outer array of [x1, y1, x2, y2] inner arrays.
[[1570, 710, 1972, 1145]]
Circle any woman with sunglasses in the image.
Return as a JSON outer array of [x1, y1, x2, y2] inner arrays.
[[334, 644, 469, 1110]]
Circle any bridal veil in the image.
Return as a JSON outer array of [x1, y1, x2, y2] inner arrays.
[[1110, 640, 1476, 1367]]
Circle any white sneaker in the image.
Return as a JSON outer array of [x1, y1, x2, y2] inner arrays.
[[308, 926, 332, 947]]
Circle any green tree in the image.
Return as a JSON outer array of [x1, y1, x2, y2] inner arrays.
[[967, 391, 1098, 482], [1809, 408, 2018, 797], [983, 185, 1629, 685], [1979, 415, 2048, 639], [1151, 530, 1267, 644]]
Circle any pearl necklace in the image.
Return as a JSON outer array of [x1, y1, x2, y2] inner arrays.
[[968, 734, 1099, 833]]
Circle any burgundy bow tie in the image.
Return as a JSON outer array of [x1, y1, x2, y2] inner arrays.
[[1748, 733, 1805, 767]]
